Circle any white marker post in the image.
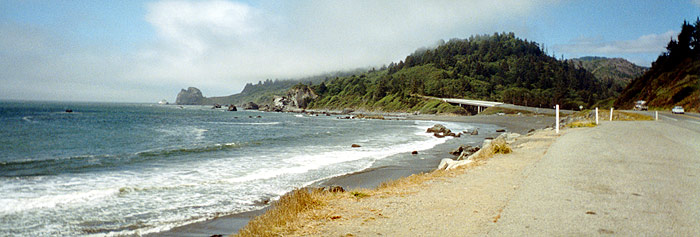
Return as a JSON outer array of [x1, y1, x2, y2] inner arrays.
[[595, 107, 599, 125], [655, 111, 658, 121], [555, 104, 560, 134], [610, 107, 613, 121]]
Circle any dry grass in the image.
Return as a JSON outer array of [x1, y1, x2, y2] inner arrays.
[[567, 120, 597, 128], [616, 111, 653, 121], [377, 171, 443, 191], [350, 191, 371, 199], [235, 188, 331, 237]]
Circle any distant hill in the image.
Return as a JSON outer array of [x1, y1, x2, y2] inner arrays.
[[308, 32, 617, 113], [569, 56, 647, 89], [615, 19, 700, 112], [174, 69, 367, 105]]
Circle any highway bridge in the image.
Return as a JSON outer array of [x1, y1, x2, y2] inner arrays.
[[439, 97, 574, 115]]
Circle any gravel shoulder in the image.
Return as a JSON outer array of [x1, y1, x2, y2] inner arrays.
[[489, 120, 700, 235]]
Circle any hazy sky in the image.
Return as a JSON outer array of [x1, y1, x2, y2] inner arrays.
[[1, 0, 699, 102]]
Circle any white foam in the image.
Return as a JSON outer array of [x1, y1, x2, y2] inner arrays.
[[22, 116, 34, 123], [191, 128, 207, 140], [0, 188, 119, 214], [214, 122, 281, 125], [221, 129, 447, 185]]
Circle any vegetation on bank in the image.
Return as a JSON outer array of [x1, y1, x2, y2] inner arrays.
[[616, 18, 700, 112], [305, 32, 617, 113]]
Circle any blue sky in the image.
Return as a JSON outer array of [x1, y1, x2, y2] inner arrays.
[[1, 0, 699, 102]]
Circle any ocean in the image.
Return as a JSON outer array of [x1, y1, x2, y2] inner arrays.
[[0, 101, 485, 236]]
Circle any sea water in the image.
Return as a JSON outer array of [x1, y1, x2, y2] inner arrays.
[[0, 101, 479, 236]]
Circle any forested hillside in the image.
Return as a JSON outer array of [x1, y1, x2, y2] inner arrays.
[[615, 19, 700, 112], [569, 57, 647, 89], [308, 32, 616, 112]]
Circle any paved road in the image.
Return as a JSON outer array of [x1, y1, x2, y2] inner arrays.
[[487, 116, 700, 235], [633, 110, 700, 133]]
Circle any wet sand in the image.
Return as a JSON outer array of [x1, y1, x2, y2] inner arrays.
[[154, 114, 554, 236]]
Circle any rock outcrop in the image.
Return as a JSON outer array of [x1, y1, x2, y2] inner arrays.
[[176, 87, 206, 105], [259, 85, 319, 112], [287, 85, 318, 109], [438, 132, 519, 170], [242, 102, 259, 110]]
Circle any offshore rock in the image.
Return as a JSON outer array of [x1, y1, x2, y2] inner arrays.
[[176, 87, 206, 105]]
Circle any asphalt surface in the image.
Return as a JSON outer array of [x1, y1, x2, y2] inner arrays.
[[487, 115, 700, 235]]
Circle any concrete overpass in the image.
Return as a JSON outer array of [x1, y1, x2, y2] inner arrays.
[[441, 98, 504, 114], [439, 97, 574, 116]]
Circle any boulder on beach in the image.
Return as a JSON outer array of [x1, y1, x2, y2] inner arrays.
[[496, 129, 506, 132], [411, 151, 418, 155], [427, 124, 461, 138], [437, 158, 473, 170], [426, 124, 449, 134], [456, 146, 482, 160], [450, 145, 480, 156], [351, 144, 361, 148], [470, 129, 479, 135]]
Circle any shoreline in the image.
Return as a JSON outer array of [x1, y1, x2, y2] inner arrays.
[[154, 113, 554, 236]]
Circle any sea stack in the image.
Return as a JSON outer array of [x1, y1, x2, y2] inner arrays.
[[176, 87, 206, 105]]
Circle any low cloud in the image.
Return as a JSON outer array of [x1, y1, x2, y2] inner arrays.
[[554, 31, 676, 54], [135, 0, 549, 98], [0, 0, 559, 102], [553, 31, 676, 66]]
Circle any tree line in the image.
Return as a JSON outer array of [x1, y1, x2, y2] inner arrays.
[[308, 32, 616, 112]]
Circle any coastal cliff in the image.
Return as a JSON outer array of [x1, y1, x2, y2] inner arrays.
[[286, 84, 318, 109]]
